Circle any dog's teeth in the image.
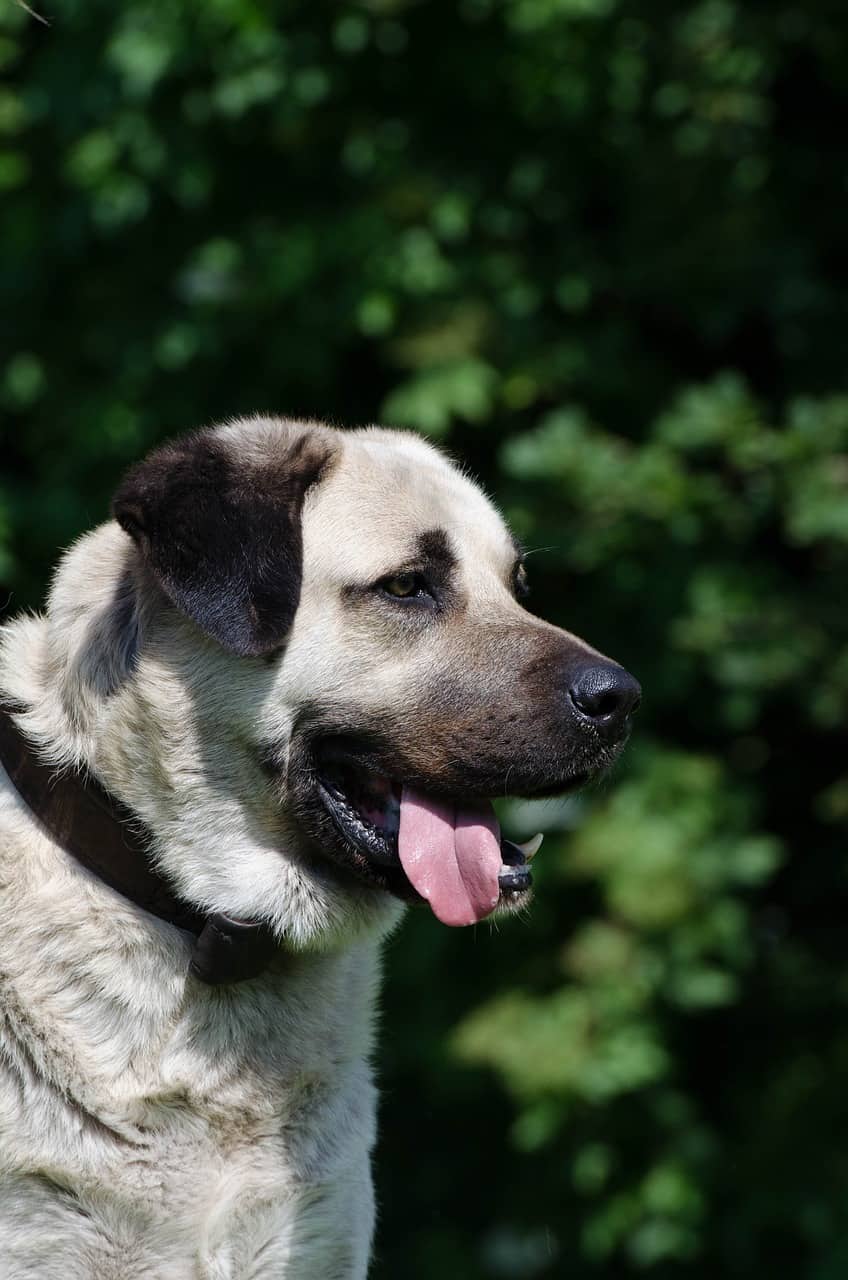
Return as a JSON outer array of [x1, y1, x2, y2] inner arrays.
[[516, 833, 543, 860]]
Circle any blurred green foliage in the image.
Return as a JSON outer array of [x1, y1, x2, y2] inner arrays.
[[2, 0, 848, 1275]]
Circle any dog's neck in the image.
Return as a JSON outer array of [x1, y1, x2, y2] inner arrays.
[[0, 758, 382, 1136], [0, 701, 280, 985]]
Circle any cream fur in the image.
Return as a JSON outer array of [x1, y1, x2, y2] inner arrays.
[[0, 419, 533, 1278]]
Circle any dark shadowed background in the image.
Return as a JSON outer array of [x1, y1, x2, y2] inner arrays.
[[2, 1, 848, 1275]]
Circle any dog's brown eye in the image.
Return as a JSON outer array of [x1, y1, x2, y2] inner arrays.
[[381, 572, 420, 598]]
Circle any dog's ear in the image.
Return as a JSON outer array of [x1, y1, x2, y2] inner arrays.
[[112, 423, 336, 657]]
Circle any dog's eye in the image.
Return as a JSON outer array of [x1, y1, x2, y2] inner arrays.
[[378, 572, 429, 601]]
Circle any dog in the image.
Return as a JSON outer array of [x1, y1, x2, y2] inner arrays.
[[0, 417, 639, 1278]]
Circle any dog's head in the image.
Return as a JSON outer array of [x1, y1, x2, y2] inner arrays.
[[71, 416, 639, 947]]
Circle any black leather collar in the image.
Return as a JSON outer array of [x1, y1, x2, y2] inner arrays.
[[0, 703, 278, 985]]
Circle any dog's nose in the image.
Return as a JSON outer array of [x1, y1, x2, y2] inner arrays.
[[569, 663, 641, 738]]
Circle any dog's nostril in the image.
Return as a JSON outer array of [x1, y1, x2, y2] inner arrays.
[[593, 691, 621, 717], [569, 664, 642, 734]]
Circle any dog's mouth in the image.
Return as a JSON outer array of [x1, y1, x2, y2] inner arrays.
[[313, 756, 568, 926]]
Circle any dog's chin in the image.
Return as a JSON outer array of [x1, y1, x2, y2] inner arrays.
[[278, 735, 616, 925]]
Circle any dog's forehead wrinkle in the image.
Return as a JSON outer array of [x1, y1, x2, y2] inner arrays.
[[302, 437, 516, 588]]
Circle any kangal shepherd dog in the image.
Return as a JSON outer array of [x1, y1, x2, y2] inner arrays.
[[0, 418, 640, 1278]]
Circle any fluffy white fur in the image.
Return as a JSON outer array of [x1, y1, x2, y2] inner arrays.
[[0, 420, 526, 1277]]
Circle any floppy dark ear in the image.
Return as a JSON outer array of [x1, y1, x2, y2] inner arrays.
[[112, 424, 335, 657]]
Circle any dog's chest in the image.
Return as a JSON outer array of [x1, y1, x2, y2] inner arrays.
[[1, 1064, 378, 1279], [0, 882, 382, 1277]]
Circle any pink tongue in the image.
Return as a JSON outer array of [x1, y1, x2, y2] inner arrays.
[[397, 786, 502, 926]]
